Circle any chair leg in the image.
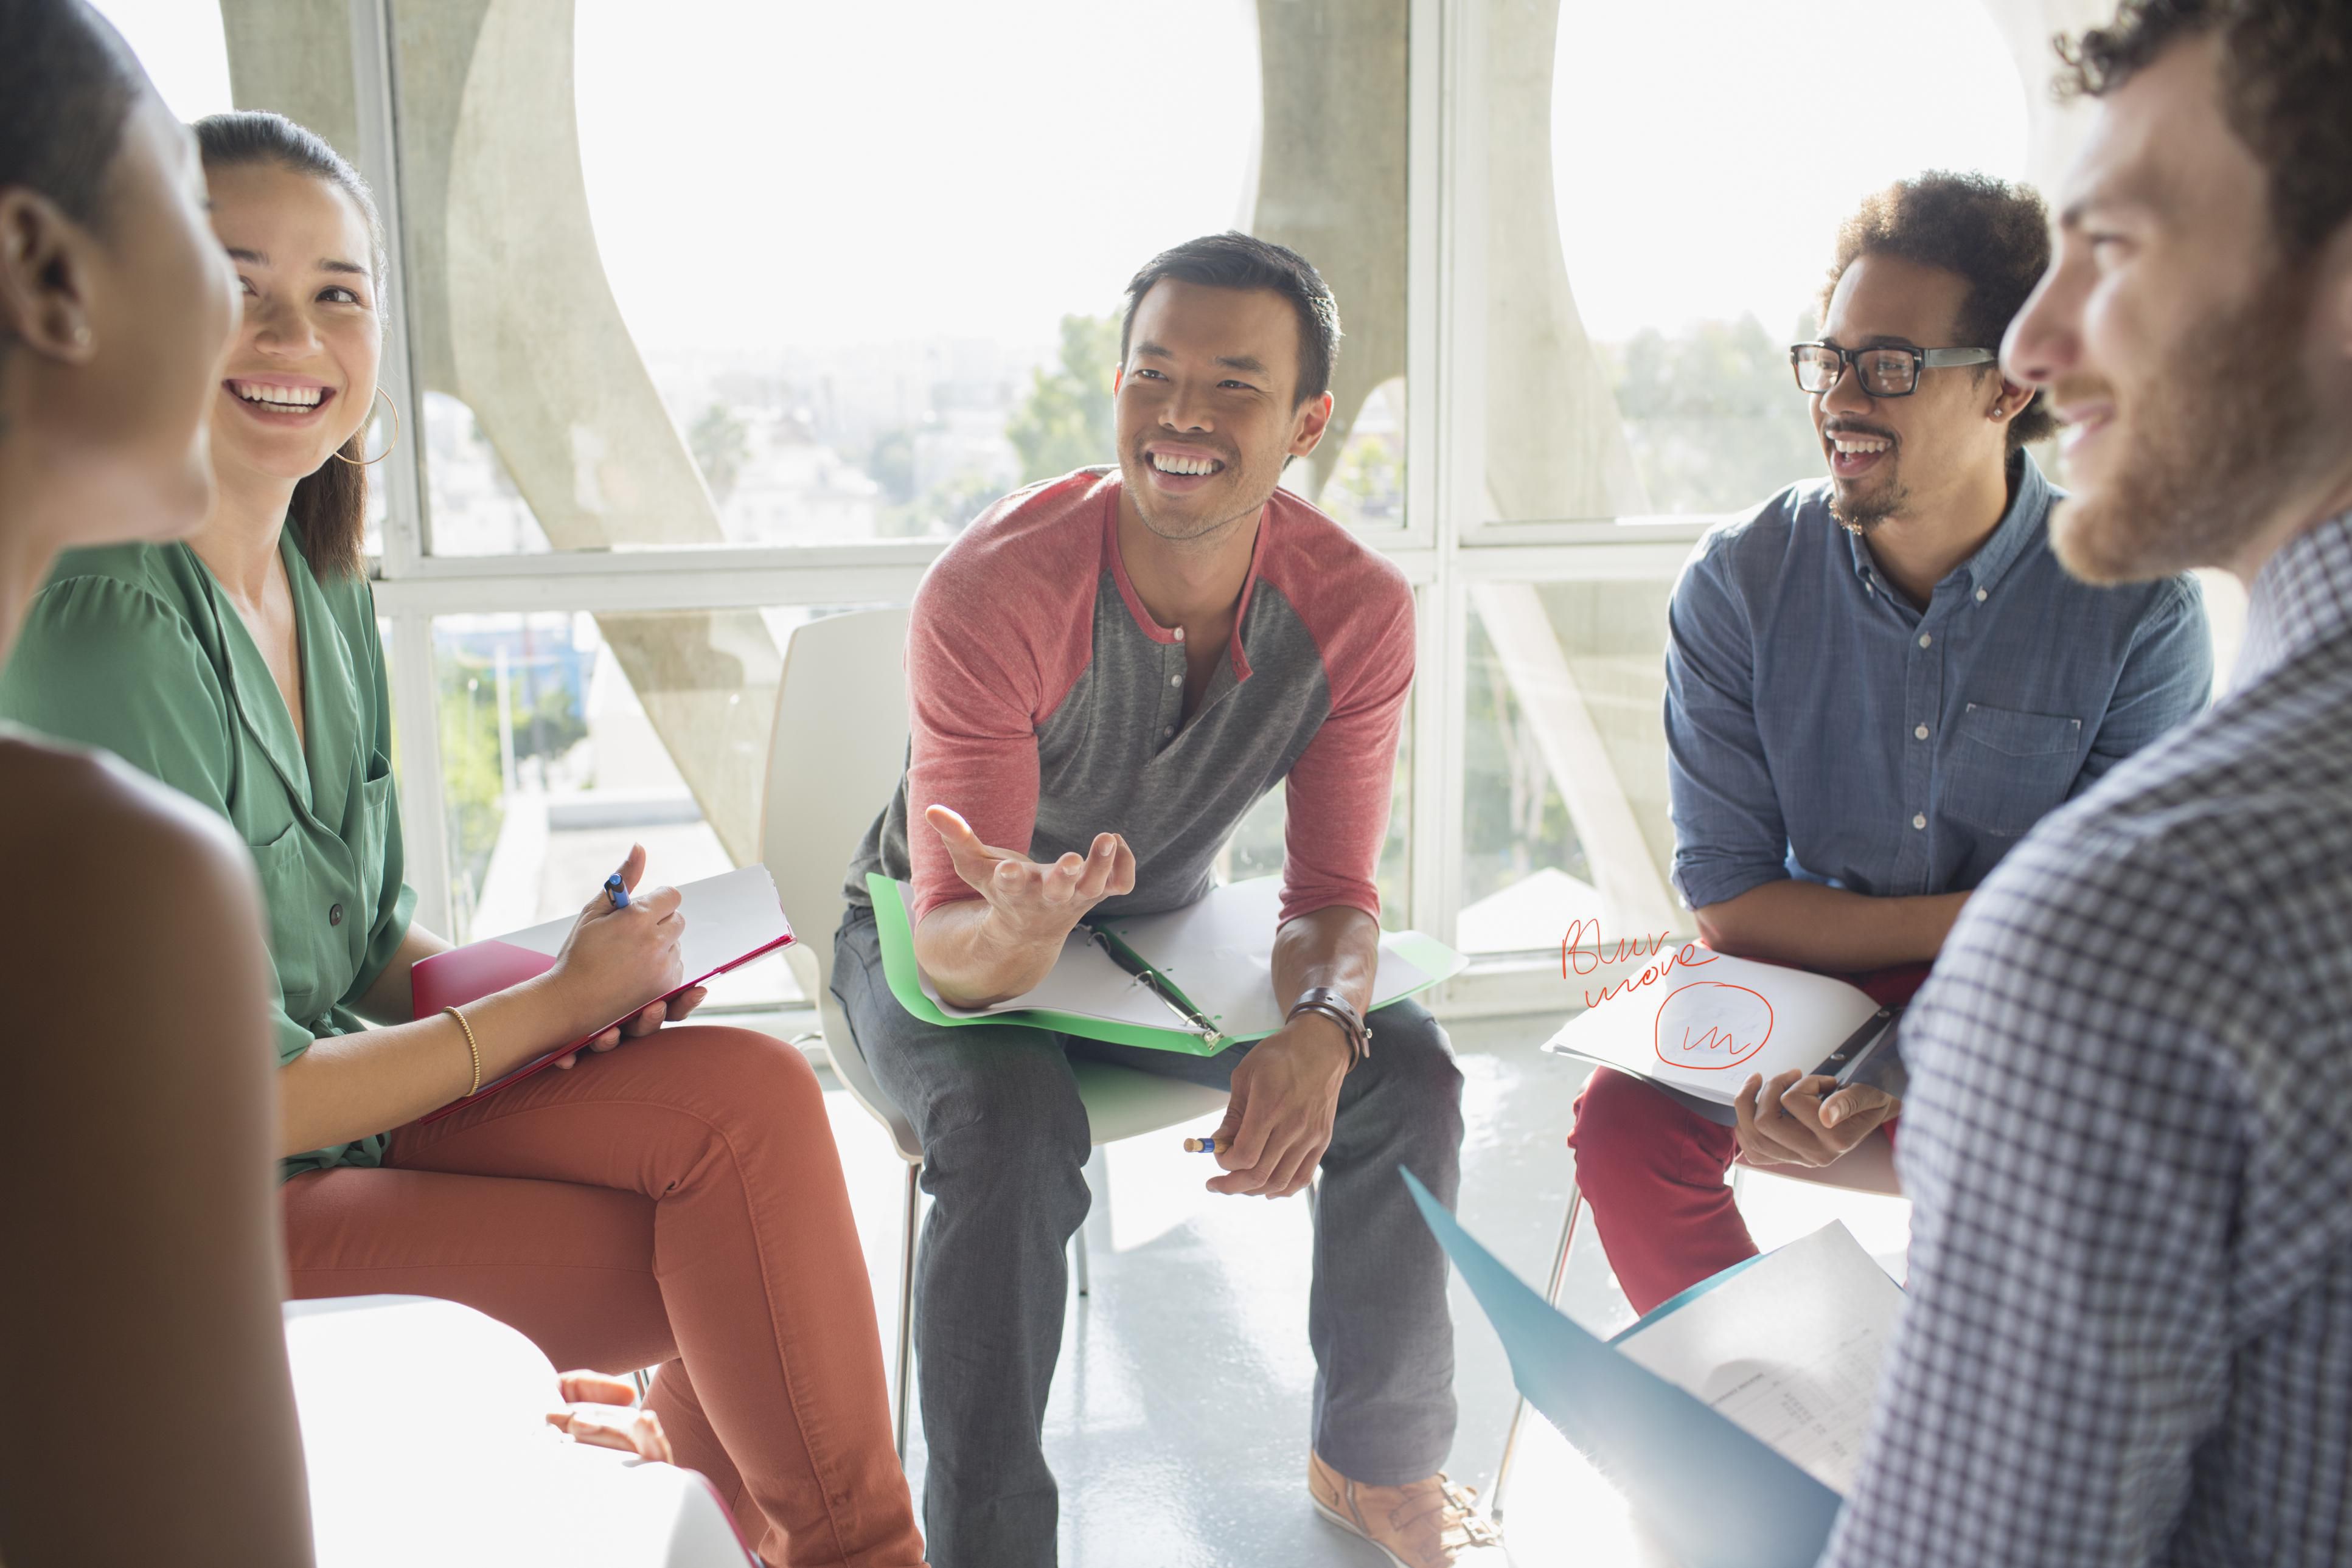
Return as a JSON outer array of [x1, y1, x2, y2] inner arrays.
[[1485, 1179, 1584, 1524], [894, 1161, 919, 1463], [1073, 1145, 1106, 1299]]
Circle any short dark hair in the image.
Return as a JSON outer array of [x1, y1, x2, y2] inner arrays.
[[0, 0, 145, 236], [1121, 232, 1341, 407], [2058, 0, 2352, 258], [1822, 172, 2059, 449], [193, 111, 386, 581]]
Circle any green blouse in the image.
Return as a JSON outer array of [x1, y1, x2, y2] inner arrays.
[[0, 529, 417, 1178]]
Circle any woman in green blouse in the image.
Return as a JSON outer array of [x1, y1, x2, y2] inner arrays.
[[0, 112, 927, 1568]]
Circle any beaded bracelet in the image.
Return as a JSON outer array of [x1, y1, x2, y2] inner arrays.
[[442, 1005, 482, 1098]]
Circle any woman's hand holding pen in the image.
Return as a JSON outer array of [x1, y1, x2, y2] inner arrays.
[[541, 843, 702, 1069]]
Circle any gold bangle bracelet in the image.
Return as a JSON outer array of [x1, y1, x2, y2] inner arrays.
[[442, 1005, 482, 1098]]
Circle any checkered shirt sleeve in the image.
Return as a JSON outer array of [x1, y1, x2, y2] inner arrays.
[[1823, 512, 2352, 1568]]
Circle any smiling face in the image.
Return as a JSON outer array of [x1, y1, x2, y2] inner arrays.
[[1113, 279, 1333, 546], [204, 159, 381, 488], [1812, 253, 2017, 533], [2002, 35, 2327, 584]]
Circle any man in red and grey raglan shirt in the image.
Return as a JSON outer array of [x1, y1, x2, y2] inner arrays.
[[833, 235, 1500, 1568]]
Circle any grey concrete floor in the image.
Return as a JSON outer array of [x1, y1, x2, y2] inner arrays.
[[814, 1010, 1912, 1567]]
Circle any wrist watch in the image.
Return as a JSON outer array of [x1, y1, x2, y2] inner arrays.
[[1288, 986, 1371, 1067]]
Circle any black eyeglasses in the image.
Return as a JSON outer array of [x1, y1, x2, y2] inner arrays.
[[1790, 342, 1997, 398]]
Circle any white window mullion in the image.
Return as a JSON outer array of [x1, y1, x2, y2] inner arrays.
[[388, 610, 453, 935], [345, 0, 428, 580]]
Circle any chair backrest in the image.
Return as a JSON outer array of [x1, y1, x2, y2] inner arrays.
[[760, 606, 920, 1161]]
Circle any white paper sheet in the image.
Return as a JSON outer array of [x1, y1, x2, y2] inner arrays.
[[493, 864, 791, 983], [910, 876, 1441, 1038], [1612, 1221, 1903, 1496], [1542, 946, 1885, 1105], [923, 926, 1192, 1030]]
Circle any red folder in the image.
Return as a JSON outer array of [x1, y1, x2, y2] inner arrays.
[[412, 866, 795, 1122]]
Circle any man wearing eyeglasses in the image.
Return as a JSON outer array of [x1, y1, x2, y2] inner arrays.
[[1565, 172, 2213, 1316]]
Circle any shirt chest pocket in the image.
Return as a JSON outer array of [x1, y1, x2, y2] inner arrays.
[[246, 822, 333, 1029], [1942, 703, 2084, 839], [354, 749, 395, 918]]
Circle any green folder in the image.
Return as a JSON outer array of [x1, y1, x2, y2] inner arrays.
[[866, 872, 1466, 1056]]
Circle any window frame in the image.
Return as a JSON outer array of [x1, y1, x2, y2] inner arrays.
[[347, 0, 1708, 1015]]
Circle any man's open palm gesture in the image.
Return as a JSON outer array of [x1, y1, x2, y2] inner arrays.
[[926, 804, 1136, 943]]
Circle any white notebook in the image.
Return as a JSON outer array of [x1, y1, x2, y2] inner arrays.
[[1542, 946, 1899, 1108], [1613, 1221, 1905, 1496]]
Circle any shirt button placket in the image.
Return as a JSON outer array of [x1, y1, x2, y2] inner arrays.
[[1158, 639, 1184, 752], [1907, 612, 1943, 878]]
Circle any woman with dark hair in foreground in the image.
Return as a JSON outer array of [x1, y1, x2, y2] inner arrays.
[[0, 2, 311, 1564], [0, 105, 926, 1568]]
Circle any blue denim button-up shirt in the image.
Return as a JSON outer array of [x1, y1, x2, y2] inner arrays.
[[1665, 453, 2212, 912]]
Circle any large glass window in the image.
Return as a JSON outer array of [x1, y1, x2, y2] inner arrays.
[[105, 0, 2106, 1003], [1476, 0, 2030, 525], [89, 1, 231, 119], [318, 0, 1406, 930], [1457, 566, 1685, 956]]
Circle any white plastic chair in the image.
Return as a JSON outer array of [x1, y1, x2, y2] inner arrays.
[[758, 607, 1229, 1459], [1485, 1126, 1901, 1521], [287, 1296, 754, 1566]]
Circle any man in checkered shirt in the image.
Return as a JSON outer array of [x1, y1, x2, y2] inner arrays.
[[1822, 2, 2352, 1565]]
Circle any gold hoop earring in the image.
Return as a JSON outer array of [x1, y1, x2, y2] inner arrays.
[[332, 385, 402, 466]]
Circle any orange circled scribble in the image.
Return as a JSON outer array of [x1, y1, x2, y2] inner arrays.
[[1652, 980, 1774, 1071]]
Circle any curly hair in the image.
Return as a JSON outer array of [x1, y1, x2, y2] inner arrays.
[[2058, 0, 2352, 257], [1820, 172, 2058, 449]]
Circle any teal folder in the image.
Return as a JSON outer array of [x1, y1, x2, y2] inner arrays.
[[1403, 1171, 1845, 1568], [867, 873, 1464, 1057]]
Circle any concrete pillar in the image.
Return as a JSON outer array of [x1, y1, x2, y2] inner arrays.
[[1976, 0, 2113, 197], [1480, 0, 1648, 523], [1247, 0, 1408, 497], [223, 0, 779, 866]]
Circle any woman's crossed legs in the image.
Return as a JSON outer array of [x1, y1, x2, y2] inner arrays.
[[280, 1025, 922, 1568]]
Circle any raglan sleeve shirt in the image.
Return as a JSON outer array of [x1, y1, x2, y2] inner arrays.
[[900, 546, 1061, 924], [1275, 551, 1413, 926]]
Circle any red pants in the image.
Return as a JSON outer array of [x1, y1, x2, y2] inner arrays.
[[1565, 963, 1926, 1316], [280, 1025, 924, 1568]]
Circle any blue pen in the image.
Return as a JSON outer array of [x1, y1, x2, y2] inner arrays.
[[604, 870, 630, 910]]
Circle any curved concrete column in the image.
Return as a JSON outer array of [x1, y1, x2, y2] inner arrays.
[[224, 0, 778, 864], [1247, 0, 1409, 498], [1480, 0, 1647, 523], [1976, 0, 2114, 196]]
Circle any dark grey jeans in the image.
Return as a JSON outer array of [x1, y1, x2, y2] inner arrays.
[[832, 907, 1464, 1568]]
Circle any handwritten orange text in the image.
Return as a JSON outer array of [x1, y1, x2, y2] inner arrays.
[[1562, 918, 1716, 1009]]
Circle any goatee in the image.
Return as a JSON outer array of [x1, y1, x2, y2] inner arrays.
[[1830, 474, 1910, 535]]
